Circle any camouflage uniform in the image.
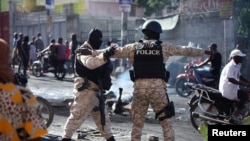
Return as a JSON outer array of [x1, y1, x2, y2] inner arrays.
[[62, 42, 114, 140], [111, 40, 206, 141]]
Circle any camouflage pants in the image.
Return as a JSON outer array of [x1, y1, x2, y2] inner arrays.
[[62, 88, 113, 139], [131, 87, 175, 141]]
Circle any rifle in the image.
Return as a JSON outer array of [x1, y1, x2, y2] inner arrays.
[[114, 88, 124, 115], [97, 79, 105, 130]]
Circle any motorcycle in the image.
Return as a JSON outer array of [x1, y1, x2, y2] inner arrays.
[[14, 72, 54, 127], [32, 51, 66, 80], [186, 82, 250, 130], [175, 62, 217, 97]]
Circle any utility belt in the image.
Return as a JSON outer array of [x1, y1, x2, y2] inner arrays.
[[74, 77, 99, 92], [129, 69, 170, 82]]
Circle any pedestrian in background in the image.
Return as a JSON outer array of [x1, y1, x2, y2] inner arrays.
[[61, 28, 116, 141], [12, 32, 18, 49], [21, 35, 30, 76], [34, 32, 45, 53], [16, 33, 24, 73], [65, 40, 71, 74], [0, 38, 48, 141], [103, 20, 212, 141], [29, 36, 37, 70], [69, 33, 79, 77], [65, 40, 70, 59], [11, 32, 19, 68]]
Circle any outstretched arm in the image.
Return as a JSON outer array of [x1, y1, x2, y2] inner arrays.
[[196, 58, 210, 68], [162, 43, 211, 57]]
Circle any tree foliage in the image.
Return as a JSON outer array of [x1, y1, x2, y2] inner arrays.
[[234, 0, 250, 37], [137, 0, 171, 17]]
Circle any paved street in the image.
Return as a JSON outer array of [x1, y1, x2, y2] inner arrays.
[[26, 71, 203, 141]]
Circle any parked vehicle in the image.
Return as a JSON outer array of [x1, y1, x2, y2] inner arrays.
[[186, 82, 250, 130], [32, 51, 66, 80], [175, 62, 217, 97]]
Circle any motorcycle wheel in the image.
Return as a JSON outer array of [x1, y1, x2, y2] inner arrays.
[[32, 63, 42, 77], [36, 97, 54, 128], [54, 64, 66, 80], [189, 97, 220, 130], [175, 77, 191, 97]]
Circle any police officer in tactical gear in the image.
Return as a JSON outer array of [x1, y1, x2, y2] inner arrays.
[[97, 20, 212, 141], [61, 28, 116, 141]]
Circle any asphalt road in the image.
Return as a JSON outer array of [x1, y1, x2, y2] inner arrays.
[[26, 72, 203, 141]]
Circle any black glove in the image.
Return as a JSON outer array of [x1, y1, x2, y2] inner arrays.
[[75, 48, 92, 55], [104, 47, 115, 58]]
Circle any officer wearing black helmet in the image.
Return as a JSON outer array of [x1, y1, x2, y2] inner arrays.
[[96, 20, 212, 141], [61, 28, 116, 141]]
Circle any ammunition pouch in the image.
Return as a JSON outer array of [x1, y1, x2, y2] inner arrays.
[[165, 101, 175, 118], [165, 70, 170, 83], [93, 105, 100, 112], [129, 70, 135, 82], [155, 100, 175, 121], [77, 77, 90, 92]]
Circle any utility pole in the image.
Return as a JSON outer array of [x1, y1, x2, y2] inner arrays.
[[47, 9, 52, 44], [45, 0, 54, 45], [121, 11, 128, 47], [8, 0, 14, 45], [119, 0, 131, 69], [119, 0, 131, 46]]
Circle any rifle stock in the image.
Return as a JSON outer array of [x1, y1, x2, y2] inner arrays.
[[114, 88, 123, 114], [97, 79, 105, 130]]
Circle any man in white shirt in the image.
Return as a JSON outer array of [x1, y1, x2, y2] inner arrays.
[[219, 49, 250, 121]]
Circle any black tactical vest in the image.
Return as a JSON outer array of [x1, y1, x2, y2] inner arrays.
[[133, 41, 165, 80], [75, 55, 113, 90]]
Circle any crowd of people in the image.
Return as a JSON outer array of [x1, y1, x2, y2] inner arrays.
[[11, 32, 75, 77], [1, 20, 250, 141]]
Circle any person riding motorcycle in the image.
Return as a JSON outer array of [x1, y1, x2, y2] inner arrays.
[[41, 39, 57, 69], [55, 37, 67, 70], [219, 49, 250, 123], [193, 43, 222, 87]]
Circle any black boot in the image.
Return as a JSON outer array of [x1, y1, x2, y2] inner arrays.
[[62, 138, 71, 141], [107, 136, 115, 141]]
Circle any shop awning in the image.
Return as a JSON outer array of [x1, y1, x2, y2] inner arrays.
[[137, 14, 179, 31]]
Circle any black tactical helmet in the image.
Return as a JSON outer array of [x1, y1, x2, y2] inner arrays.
[[142, 20, 162, 34]]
